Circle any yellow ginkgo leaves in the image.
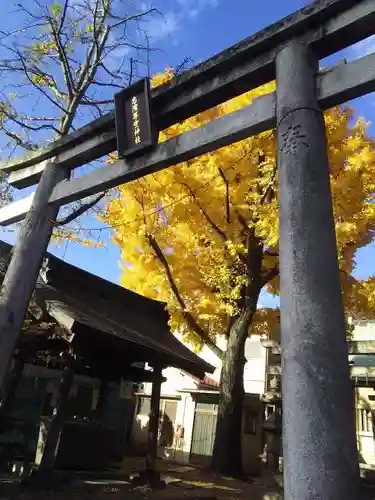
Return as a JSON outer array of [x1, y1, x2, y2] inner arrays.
[[102, 68, 375, 349]]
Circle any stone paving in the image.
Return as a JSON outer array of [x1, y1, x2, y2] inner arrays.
[[0, 459, 283, 500], [0, 459, 374, 499]]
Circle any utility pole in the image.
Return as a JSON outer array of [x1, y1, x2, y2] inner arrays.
[[276, 41, 359, 500], [0, 162, 68, 391]]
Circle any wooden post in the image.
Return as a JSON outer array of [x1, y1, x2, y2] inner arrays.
[[0, 162, 68, 393], [95, 379, 109, 421], [0, 350, 25, 429], [38, 358, 74, 474], [146, 365, 163, 484], [276, 41, 360, 499]]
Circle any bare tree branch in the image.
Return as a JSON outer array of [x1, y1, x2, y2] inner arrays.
[[1, 127, 36, 151], [109, 8, 158, 29], [259, 165, 277, 206], [91, 79, 124, 89], [147, 234, 224, 360], [16, 49, 67, 115], [264, 250, 279, 257], [56, 193, 106, 226], [128, 57, 134, 85], [98, 61, 122, 80], [2, 107, 60, 134], [218, 167, 231, 223], [48, 15, 75, 98], [261, 265, 279, 287], [0, 0, 160, 209], [80, 97, 113, 105], [57, 0, 69, 35], [181, 182, 228, 242]]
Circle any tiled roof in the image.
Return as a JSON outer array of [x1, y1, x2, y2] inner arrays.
[[0, 240, 213, 379]]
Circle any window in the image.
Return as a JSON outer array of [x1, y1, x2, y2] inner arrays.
[[245, 338, 263, 360], [136, 397, 178, 447], [159, 401, 177, 447], [138, 397, 151, 416], [196, 402, 218, 413], [356, 408, 373, 434], [163, 400, 177, 423], [243, 408, 258, 435], [137, 397, 178, 419]]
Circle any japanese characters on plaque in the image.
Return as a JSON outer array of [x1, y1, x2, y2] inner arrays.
[[114, 78, 155, 159], [131, 95, 141, 145]]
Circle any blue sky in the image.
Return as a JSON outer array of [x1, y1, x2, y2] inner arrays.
[[1, 0, 375, 308]]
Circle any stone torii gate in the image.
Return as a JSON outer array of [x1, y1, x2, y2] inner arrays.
[[1, 0, 375, 498]]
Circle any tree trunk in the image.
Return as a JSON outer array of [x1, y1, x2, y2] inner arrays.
[[0, 352, 25, 430], [211, 312, 250, 477], [38, 360, 74, 473]]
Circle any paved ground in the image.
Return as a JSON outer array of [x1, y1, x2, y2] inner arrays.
[[0, 480, 283, 500], [0, 459, 373, 499], [0, 459, 283, 500]]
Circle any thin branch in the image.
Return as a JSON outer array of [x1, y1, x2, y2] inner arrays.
[[109, 8, 157, 30], [174, 57, 192, 76], [19, 115, 60, 122], [129, 57, 134, 85], [264, 250, 279, 257], [79, 20, 110, 93], [0, 22, 45, 40], [236, 211, 249, 232], [259, 164, 277, 206], [17, 50, 67, 114], [57, 0, 69, 35], [80, 97, 113, 105], [243, 161, 278, 292], [2, 54, 63, 95], [1, 127, 36, 151], [48, 16, 75, 98], [59, 19, 113, 134], [56, 193, 106, 226], [261, 265, 279, 287], [147, 234, 224, 360], [13, 3, 41, 20], [181, 182, 228, 242], [99, 61, 122, 80], [78, 98, 103, 118], [2, 108, 60, 134], [91, 79, 124, 89], [218, 167, 231, 223], [75, 35, 99, 91]]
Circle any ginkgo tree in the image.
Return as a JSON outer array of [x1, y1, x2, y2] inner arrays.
[[103, 70, 375, 476], [0, 107, 11, 207]]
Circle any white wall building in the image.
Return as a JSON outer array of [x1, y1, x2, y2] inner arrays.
[[349, 320, 375, 471], [132, 334, 268, 475]]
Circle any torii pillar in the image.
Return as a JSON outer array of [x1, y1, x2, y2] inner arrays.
[[276, 41, 359, 500]]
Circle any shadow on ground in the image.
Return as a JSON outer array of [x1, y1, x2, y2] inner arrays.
[[0, 458, 284, 500], [2, 457, 374, 499]]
